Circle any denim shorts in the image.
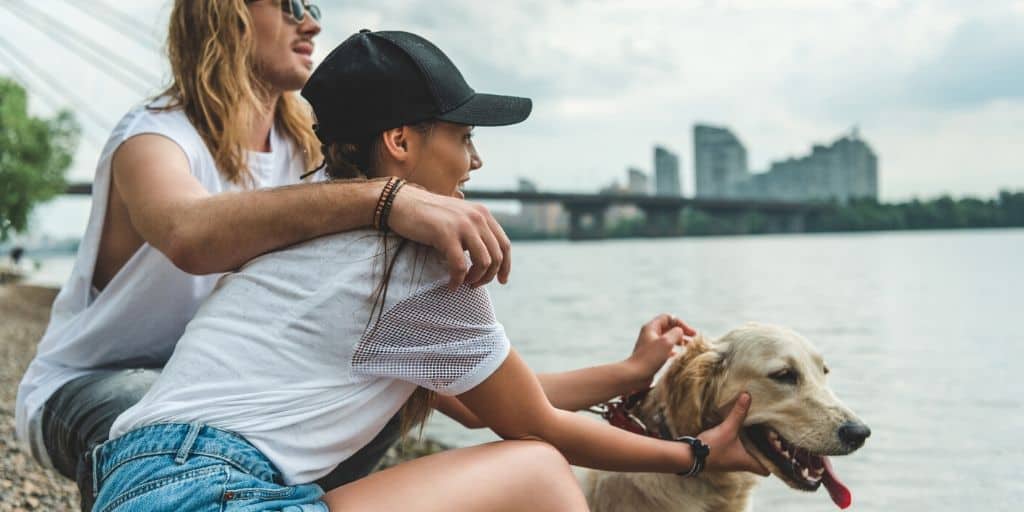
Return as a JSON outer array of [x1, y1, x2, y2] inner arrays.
[[90, 423, 328, 512], [39, 369, 401, 511]]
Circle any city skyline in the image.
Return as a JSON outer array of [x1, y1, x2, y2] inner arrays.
[[5, 1, 1023, 238], [695, 124, 878, 203]]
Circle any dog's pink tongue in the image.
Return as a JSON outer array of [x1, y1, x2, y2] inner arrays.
[[821, 457, 852, 509]]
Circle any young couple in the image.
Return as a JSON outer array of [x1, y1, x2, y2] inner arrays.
[[16, 1, 766, 510]]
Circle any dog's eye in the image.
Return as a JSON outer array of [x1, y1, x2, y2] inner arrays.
[[770, 369, 799, 385], [823, 365, 830, 375]]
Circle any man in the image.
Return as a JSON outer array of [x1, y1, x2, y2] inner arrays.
[[15, 1, 512, 507], [17, 3, 700, 511]]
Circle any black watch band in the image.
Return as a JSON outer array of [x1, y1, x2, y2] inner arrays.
[[675, 436, 710, 477]]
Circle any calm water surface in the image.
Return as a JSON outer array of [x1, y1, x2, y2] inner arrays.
[[423, 229, 1023, 511], [29, 229, 1024, 510]]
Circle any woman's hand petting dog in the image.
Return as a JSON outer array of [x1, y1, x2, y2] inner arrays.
[[697, 392, 771, 476], [624, 314, 697, 388]]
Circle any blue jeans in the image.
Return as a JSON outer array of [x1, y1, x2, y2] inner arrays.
[[43, 369, 401, 511], [91, 423, 328, 512]]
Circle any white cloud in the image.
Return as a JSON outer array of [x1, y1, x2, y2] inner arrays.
[[4, 0, 1022, 206]]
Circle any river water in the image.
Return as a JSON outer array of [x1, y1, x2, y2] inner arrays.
[[422, 229, 1024, 511], [27, 229, 1024, 510]]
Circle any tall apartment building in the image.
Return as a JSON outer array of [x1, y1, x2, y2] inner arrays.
[[517, 178, 565, 233], [696, 124, 878, 203], [627, 167, 650, 195], [653, 146, 681, 196], [745, 130, 878, 203], [694, 124, 749, 198]]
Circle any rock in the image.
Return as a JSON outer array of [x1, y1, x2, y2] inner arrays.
[[377, 436, 452, 470], [21, 481, 38, 496]]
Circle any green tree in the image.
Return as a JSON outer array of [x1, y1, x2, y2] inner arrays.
[[0, 77, 79, 241]]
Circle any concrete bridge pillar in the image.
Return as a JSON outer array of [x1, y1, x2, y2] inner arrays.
[[637, 205, 684, 237], [785, 212, 806, 233], [763, 211, 807, 233], [564, 202, 609, 240]]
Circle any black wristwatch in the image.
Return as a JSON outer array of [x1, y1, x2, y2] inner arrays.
[[675, 436, 710, 477]]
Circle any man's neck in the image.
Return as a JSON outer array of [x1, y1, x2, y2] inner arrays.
[[248, 92, 281, 153]]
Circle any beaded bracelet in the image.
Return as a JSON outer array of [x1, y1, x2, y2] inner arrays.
[[378, 179, 406, 233], [373, 177, 399, 231]]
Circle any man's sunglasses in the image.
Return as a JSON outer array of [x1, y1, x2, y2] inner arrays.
[[248, 0, 321, 24]]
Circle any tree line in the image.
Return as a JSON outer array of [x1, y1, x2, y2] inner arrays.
[[679, 193, 1024, 236]]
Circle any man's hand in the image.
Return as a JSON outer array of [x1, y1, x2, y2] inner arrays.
[[388, 185, 511, 289], [697, 392, 770, 475], [622, 314, 697, 388]]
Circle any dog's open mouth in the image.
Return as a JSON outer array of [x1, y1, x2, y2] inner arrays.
[[744, 424, 852, 509]]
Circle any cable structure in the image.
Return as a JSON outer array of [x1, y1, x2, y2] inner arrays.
[[60, 0, 164, 54], [0, 65, 108, 148], [0, 34, 115, 144], [11, 0, 161, 85], [1, 1, 160, 94], [90, 0, 165, 48]]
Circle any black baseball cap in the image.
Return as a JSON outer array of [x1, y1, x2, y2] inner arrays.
[[302, 29, 532, 143]]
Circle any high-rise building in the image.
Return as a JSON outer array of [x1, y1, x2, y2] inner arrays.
[[695, 124, 878, 203], [627, 167, 649, 195], [749, 130, 878, 203], [694, 124, 749, 198], [517, 178, 566, 233], [653, 146, 680, 196]]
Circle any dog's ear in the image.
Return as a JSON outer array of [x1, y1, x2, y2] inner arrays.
[[660, 334, 724, 436]]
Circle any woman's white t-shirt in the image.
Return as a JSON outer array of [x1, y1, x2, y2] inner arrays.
[[14, 99, 307, 452], [110, 234, 511, 485]]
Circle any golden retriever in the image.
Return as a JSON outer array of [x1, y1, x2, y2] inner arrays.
[[582, 323, 869, 512]]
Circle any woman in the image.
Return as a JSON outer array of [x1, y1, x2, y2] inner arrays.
[[91, 30, 766, 512]]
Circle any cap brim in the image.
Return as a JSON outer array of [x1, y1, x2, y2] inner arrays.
[[437, 93, 532, 127]]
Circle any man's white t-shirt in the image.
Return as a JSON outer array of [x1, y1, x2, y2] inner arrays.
[[110, 234, 511, 485], [15, 99, 307, 455]]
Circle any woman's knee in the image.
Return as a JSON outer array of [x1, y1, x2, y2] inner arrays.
[[506, 440, 571, 472], [499, 441, 586, 509], [499, 441, 579, 488]]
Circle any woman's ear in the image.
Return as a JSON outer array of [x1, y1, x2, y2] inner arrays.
[[380, 127, 411, 162]]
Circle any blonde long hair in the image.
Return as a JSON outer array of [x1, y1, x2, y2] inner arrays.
[[156, 0, 321, 186]]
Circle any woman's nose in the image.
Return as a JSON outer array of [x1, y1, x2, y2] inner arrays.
[[469, 146, 482, 170]]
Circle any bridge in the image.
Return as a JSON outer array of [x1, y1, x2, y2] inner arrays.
[[65, 183, 831, 240], [463, 190, 830, 239]]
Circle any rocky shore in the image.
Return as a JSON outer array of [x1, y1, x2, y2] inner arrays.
[[0, 285, 77, 511], [0, 284, 447, 511]]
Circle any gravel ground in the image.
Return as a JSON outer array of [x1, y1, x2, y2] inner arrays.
[[0, 285, 78, 511], [0, 284, 447, 511]]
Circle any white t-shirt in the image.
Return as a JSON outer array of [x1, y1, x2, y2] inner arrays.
[[15, 99, 308, 450], [110, 234, 511, 485]]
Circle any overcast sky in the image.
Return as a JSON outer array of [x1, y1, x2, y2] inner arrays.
[[4, 0, 1023, 237]]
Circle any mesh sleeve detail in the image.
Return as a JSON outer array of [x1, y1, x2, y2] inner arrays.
[[351, 280, 511, 396]]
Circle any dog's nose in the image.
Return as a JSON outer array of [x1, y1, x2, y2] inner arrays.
[[837, 421, 871, 448]]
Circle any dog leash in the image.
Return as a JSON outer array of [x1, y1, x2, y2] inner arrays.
[[587, 388, 673, 439], [588, 388, 711, 478]]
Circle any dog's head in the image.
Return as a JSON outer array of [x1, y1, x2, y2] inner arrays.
[[657, 323, 868, 508]]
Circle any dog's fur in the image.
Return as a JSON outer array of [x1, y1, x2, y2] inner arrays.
[[582, 323, 867, 512]]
